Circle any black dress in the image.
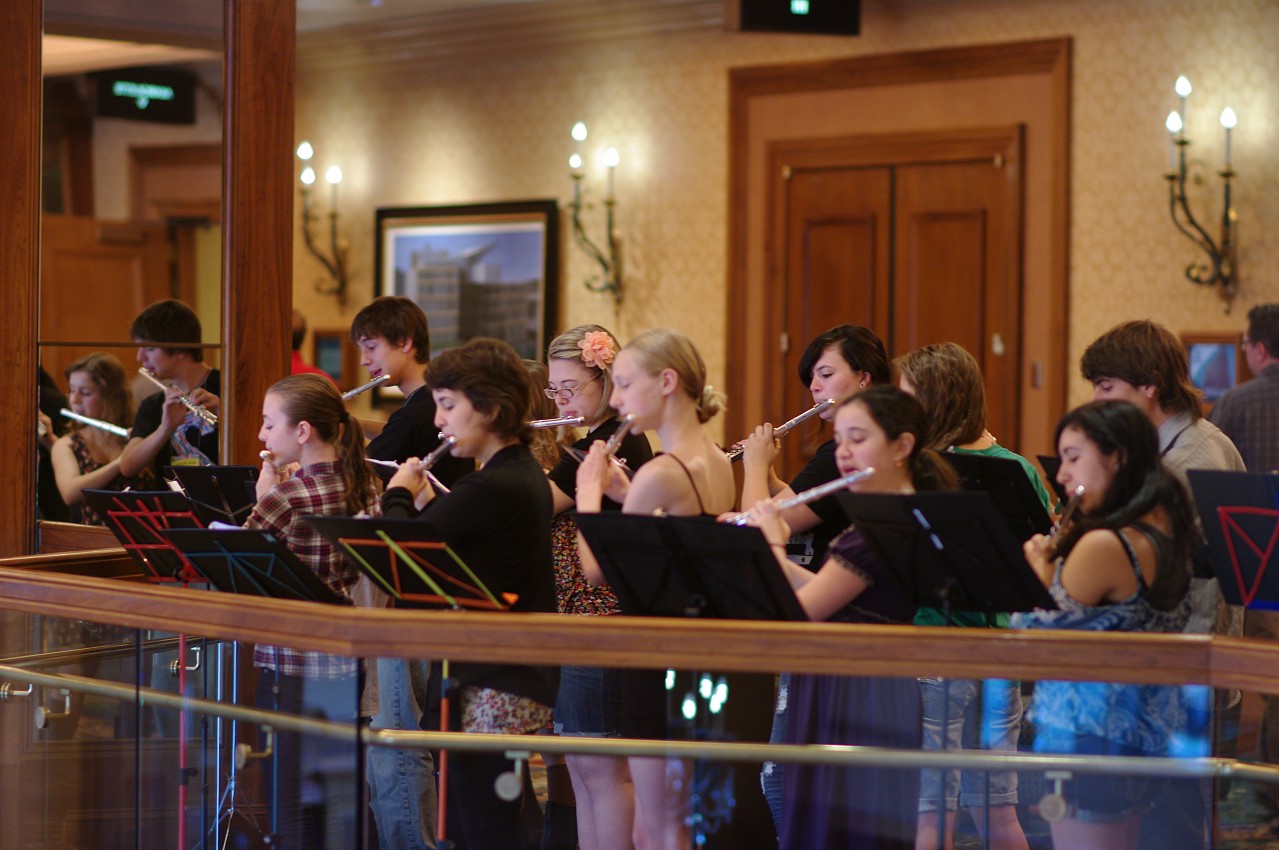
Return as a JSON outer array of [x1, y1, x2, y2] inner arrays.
[[778, 527, 921, 850]]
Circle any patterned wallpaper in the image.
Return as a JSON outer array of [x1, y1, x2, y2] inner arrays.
[[295, 0, 1279, 425]]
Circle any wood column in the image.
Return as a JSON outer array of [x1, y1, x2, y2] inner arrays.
[[0, 0, 41, 555], [222, 0, 295, 466]]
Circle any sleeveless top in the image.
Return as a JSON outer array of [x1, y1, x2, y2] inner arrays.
[[1012, 522, 1205, 756], [660, 452, 711, 516], [69, 431, 152, 527]]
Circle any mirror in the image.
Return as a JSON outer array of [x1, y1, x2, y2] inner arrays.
[[38, 1, 224, 527]]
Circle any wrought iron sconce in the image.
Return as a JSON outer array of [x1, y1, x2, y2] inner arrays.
[[1163, 75, 1238, 309], [296, 140, 350, 305], [567, 122, 622, 302]]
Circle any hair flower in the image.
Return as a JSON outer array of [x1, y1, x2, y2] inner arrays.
[[579, 331, 616, 369]]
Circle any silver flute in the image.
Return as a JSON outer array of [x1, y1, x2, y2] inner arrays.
[[529, 415, 585, 429], [602, 414, 636, 458], [726, 466, 876, 525], [341, 373, 391, 401], [138, 368, 218, 427], [1050, 485, 1085, 539], [366, 457, 450, 494], [418, 436, 458, 471], [60, 408, 130, 438], [725, 398, 836, 462]]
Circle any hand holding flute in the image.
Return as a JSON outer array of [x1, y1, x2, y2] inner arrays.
[[575, 413, 636, 508], [139, 368, 218, 428], [387, 436, 458, 510], [726, 399, 836, 462], [1023, 485, 1084, 586]]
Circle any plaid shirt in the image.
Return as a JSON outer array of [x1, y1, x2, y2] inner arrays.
[[247, 459, 380, 678], [1210, 362, 1279, 474]]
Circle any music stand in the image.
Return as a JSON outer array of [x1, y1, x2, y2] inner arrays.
[[171, 465, 259, 527], [834, 490, 1054, 850], [83, 489, 205, 583], [1037, 454, 1068, 504], [302, 516, 505, 611], [301, 514, 505, 845], [1187, 469, 1279, 610], [158, 528, 347, 605], [942, 453, 1052, 543], [574, 513, 807, 621]]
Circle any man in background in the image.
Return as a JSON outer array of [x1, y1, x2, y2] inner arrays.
[[1210, 303, 1279, 832]]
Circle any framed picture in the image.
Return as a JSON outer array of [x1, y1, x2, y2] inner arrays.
[[1182, 331, 1249, 408], [375, 200, 560, 363]]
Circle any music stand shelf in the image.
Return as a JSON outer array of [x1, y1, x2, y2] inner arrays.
[[83, 489, 206, 583]]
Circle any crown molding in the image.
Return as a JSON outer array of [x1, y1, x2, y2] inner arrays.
[[298, 0, 724, 77]]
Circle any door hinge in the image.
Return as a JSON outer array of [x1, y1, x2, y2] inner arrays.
[[993, 153, 1005, 169], [780, 331, 790, 354], [782, 165, 792, 181]]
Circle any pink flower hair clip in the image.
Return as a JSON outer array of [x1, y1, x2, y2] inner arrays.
[[579, 331, 616, 369]]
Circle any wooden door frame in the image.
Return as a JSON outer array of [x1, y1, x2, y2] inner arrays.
[[727, 37, 1070, 453]]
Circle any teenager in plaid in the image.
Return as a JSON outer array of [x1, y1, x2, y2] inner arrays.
[[244, 373, 380, 849]]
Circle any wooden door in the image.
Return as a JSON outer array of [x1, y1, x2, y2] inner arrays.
[[767, 128, 1023, 480], [775, 165, 891, 478], [40, 215, 173, 383], [894, 156, 1022, 446]]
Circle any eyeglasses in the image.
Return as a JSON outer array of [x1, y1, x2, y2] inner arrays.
[[543, 371, 602, 400]]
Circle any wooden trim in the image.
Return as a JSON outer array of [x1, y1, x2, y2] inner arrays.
[[0, 0, 40, 557], [728, 37, 1071, 97], [222, 0, 294, 466], [128, 143, 222, 221], [37, 521, 120, 554], [0, 564, 1276, 695]]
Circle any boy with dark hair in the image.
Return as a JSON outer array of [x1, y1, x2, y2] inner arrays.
[[119, 299, 220, 477], [348, 295, 469, 850], [1081, 319, 1242, 477]]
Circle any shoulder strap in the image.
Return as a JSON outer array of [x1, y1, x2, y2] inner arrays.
[[661, 453, 706, 515], [1112, 527, 1149, 590]]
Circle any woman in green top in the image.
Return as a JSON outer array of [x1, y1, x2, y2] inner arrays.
[[895, 343, 1043, 850]]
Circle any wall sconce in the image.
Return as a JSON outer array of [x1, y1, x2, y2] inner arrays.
[[297, 140, 350, 304], [1164, 75, 1238, 309], [568, 122, 622, 302]]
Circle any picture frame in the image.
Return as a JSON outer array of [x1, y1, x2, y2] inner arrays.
[[374, 200, 560, 364], [1181, 330, 1249, 409]]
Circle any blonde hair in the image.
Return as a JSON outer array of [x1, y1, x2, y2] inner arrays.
[[547, 324, 619, 423], [623, 328, 724, 424]]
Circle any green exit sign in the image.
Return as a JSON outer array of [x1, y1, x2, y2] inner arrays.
[[791, 0, 810, 13]]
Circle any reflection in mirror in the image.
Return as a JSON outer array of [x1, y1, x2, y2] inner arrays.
[[38, 3, 224, 535]]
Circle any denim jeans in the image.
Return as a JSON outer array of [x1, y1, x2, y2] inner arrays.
[[367, 658, 437, 850], [917, 677, 1021, 812]]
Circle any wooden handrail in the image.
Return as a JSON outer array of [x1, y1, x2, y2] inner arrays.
[[0, 560, 1272, 694]]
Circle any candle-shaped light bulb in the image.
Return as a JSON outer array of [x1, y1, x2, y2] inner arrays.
[[300, 166, 316, 185], [297, 140, 314, 161], [571, 122, 588, 142], [1166, 111, 1183, 134], [603, 147, 619, 200], [1174, 75, 1192, 98], [1220, 106, 1236, 168], [324, 166, 343, 185], [568, 153, 583, 171], [1165, 111, 1181, 171]]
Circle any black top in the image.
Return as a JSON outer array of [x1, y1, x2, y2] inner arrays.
[[382, 443, 557, 704], [366, 385, 473, 487], [547, 416, 654, 510], [131, 368, 221, 476], [783, 439, 845, 571]]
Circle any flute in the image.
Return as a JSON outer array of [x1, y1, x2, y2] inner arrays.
[[366, 457, 450, 493], [529, 415, 585, 429], [341, 374, 391, 401], [602, 414, 636, 458], [725, 398, 836, 462], [725, 466, 876, 526], [139, 368, 218, 427], [1050, 485, 1085, 539], [418, 436, 458, 471], [60, 408, 130, 438]]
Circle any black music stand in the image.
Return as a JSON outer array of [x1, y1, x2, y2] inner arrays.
[[832, 490, 1054, 616], [1037, 454, 1068, 504], [942, 453, 1052, 543], [84, 489, 205, 583], [171, 465, 259, 527], [158, 528, 347, 605], [834, 490, 1054, 850], [574, 513, 807, 621], [1187, 469, 1279, 610], [302, 516, 505, 611]]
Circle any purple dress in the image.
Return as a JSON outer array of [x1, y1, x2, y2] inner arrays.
[[779, 527, 921, 850]]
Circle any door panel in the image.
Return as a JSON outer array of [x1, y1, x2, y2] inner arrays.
[[778, 166, 891, 477]]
